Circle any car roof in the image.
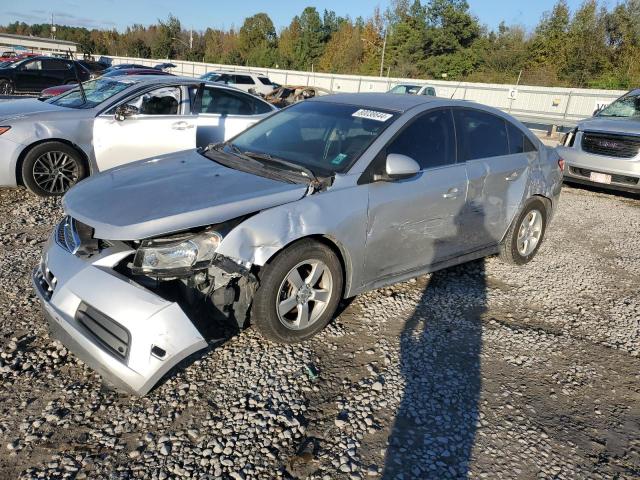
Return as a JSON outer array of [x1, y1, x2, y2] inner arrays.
[[313, 92, 441, 113], [212, 70, 268, 77]]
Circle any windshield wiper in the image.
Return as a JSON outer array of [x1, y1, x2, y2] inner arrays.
[[241, 150, 317, 181]]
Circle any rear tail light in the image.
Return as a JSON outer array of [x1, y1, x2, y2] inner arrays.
[[558, 157, 565, 172], [0, 126, 10, 136]]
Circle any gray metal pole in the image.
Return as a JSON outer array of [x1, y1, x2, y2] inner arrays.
[[380, 30, 387, 78]]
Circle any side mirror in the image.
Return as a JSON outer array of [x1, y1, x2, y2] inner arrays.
[[374, 153, 421, 182], [115, 104, 139, 121]]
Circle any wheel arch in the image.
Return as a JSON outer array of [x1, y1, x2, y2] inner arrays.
[[500, 194, 553, 244], [15, 138, 90, 186], [259, 234, 353, 299]]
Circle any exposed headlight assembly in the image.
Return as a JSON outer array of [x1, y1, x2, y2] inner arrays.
[[133, 231, 222, 277]]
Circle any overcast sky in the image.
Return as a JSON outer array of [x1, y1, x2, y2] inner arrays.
[[0, 0, 587, 33]]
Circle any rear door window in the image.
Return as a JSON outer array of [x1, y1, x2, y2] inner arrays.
[[201, 87, 257, 115], [234, 75, 255, 85], [43, 59, 71, 71], [453, 108, 509, 161], [387, 109, 456, 170], [22, 59, 42, 71]]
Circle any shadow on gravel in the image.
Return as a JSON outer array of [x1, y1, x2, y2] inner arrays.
[[383, 207, 488, 479]]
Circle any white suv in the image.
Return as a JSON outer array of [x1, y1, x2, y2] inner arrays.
[[213, 71, 277, 96]]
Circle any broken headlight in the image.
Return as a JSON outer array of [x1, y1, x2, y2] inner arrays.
[[132, 231, 222, 277]]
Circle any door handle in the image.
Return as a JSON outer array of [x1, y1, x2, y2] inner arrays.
[[442, 187, 459, 199], [171, 121, 194, 130], [505, 171, 519, 181]]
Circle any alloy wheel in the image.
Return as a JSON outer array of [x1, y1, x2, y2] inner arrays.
[[32, 151, 79, 195], [517, 209, 543, 256], [0, 81, 13, 95], [276, 260, 333, 330]]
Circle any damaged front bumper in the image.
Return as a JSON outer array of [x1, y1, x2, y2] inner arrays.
[[32, 231, 209, 396]]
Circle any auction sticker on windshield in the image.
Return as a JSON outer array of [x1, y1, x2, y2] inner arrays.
[[352, 109, 393, 122]]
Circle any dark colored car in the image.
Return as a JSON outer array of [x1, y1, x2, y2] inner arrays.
[[0, 56, 90, 94], [101, 68, 174, 78], [77, 60, 109, 76], [102, 64, 148, 74], [154, 62, 177, 71], [38, 68, 174, 99], [0, 51, 37, 62]]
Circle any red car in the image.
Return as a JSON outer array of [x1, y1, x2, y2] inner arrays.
[[39, 68, 174, 99], [0, 51, 37, 62]]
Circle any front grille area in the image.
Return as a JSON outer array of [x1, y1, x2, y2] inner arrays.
[[569, 167, 639, 186], [34, 264, 57, 301], [75, 303, 130, 359], [55, 216, 80, 254], [581, 132, 640, 158]]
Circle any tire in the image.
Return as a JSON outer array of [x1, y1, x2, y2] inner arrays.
[[499, 198, 548, 265], [0, 79, 14, 95], [21, 142, 87, 197], [251, 239, 344, 343]]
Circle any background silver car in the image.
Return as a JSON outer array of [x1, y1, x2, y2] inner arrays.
[[33, 94, 563, 394], [0, 75, 276, 196], [558, 88, 640, 193]]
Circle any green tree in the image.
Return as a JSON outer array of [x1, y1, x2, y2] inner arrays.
[[296, 7, 326, 69], [318, 20, 364, 73], [152, 14, 181, 59], [562, 0, 610, 87], [238, 13, 277, 66], [278, 18, 302, 69], [386, 0, 428, 77]]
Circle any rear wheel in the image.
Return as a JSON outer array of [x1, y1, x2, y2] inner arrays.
[[21, 142, 87, 196], [499, 198, 547, 265], [251, 239, 343, 343], [0, 79, 14, 95]]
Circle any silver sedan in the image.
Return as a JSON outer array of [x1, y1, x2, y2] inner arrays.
[[33, 94, 563, 394], [0, 75, 276, 196]]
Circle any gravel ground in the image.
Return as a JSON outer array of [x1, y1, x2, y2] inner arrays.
[[0, 183, 638, 480]]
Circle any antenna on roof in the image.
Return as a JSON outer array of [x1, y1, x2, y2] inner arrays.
[[70, 48, 87, 105], [450, 79, 463, 99]]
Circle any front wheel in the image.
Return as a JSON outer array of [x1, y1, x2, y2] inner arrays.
[[499, 198, 548, 265], [251, 239, 343, 343], [21, 142, 87, 196], [0, 79, 14, 95]]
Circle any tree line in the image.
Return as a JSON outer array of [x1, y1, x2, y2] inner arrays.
[[2, 0, 640, 89]]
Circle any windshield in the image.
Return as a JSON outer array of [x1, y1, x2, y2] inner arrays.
[[223, 101, 398, 175], [201, 72, 221, 81], [45, 78, 132, 109], [389, 85, 420, 95], [6, 57, 32, 69], [597, 92, 640, 118]]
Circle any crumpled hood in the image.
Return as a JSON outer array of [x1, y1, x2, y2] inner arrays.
[[0, 98, 68, 122], [63, 150, 308, 240], [578, 116, 640, 136]]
